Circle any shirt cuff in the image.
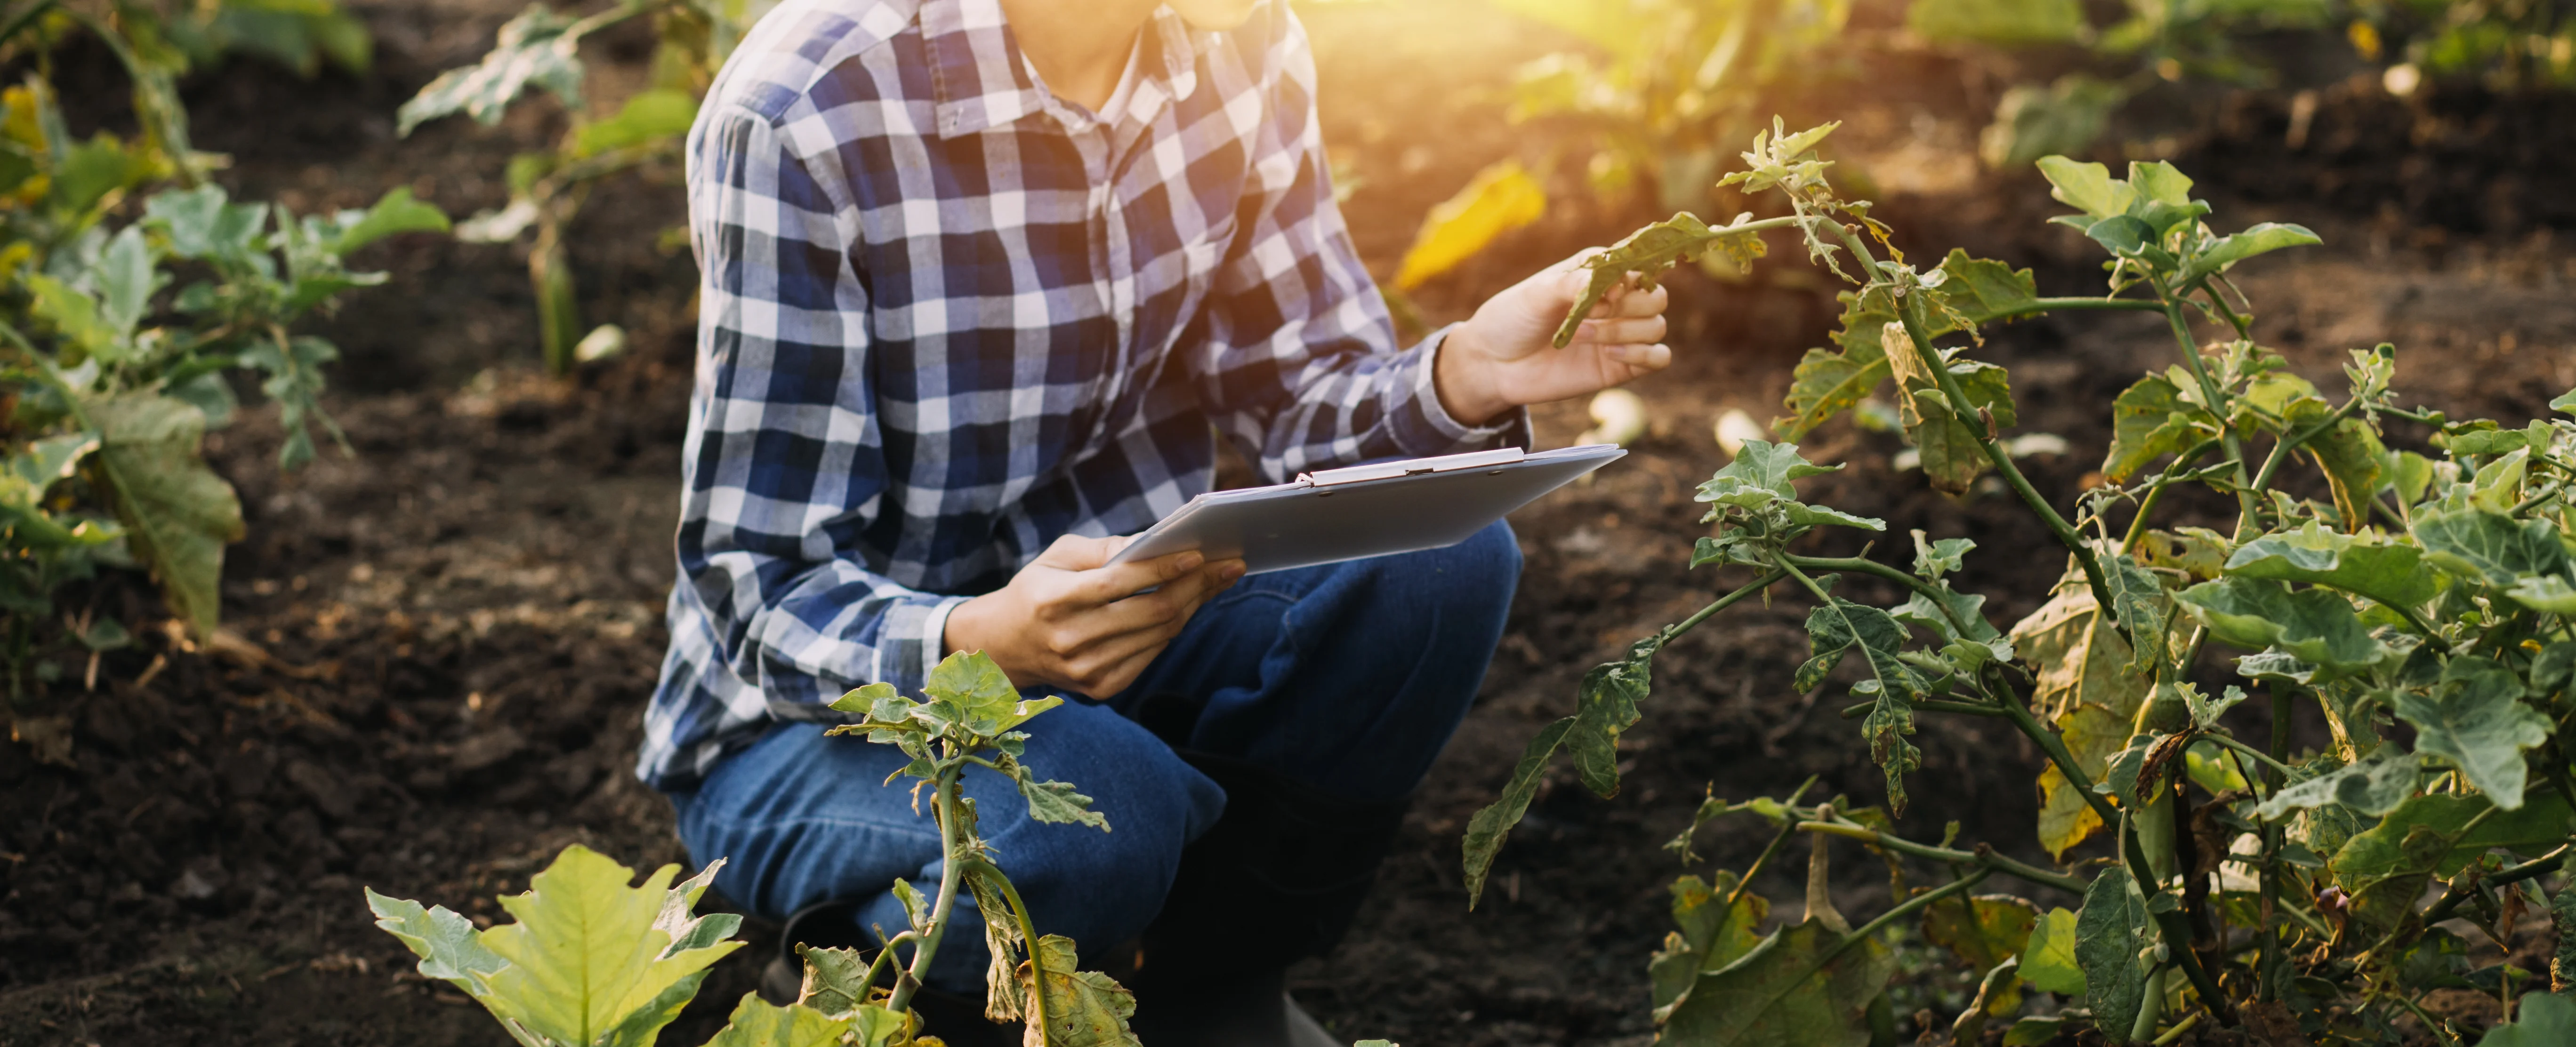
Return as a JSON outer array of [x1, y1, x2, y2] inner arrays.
[[1392, 324, 1532, 456], [913, 595, 971, 687]]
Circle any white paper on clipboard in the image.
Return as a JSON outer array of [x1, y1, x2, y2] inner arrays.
[[1106, 444, 1626, 576]]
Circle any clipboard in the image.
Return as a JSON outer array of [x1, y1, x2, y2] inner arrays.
[[1107, 444, 1626, 576]]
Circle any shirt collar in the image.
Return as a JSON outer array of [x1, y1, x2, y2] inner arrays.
[[923, 0, 1215, 139]]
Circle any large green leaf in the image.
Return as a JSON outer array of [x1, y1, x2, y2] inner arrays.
[[2072, 870, 2153, 1039], [2016, 908, 2085, 996], [476, 846, 745, 1047], [88, 394, 245, 637], [1926, 249, 2044, 327], [1776, 290, 1895, 440], [1461, 717, 1572, 909], [2251, 751, 2416, 820], [2415, 509, 2569, 588], [2329, 812, 2466, 935], [572, 89, 699, 159], [319, 187, 453, 256], [2479, 992, 2576, 1047], [398, 4, 587, 136], [1697, 440, 1841, 511], [1651, 872, 1771, 1021], [1798, 597, 1926, 814], [1657, 918, 1897, 1047], [2389, 656, 2552, 809], [700, 993, 852, 1047], [2173, 577, 2391, 678], [2036, 157, 2135, 220], [1020, 935, 1141, 1047], [2224, 523, 2436, 610], [2351, 792, 2576, 878], [2102, 373, 2217, 483]]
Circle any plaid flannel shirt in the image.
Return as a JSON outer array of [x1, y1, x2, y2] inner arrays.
[[639, 0, 1528, 791]]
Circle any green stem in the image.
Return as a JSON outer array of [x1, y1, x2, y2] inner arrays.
[[2512, 480, 2565, 516], [0, 0, 58, 48], [1820, 869, 1993, 970], [2149, 1008, 2203, 1047], [1992, 677, 2124, 831], [1893, 294, 2117, 623], [2258, 689, 2292, 1002], [1838, 697, 2006, 720], [2248, 394, 2366, 497], [1797, 819, 2086, 894], [2421, 844, 2571, 925], [1981, 296, 2166, 321], [1722, 775, 1821, 910], [1784, 555, 1981, 637], [888, 764, 969, 1014], [2151, 280, 2257, 530], [2201, 733, 2295, 781], [2120, 437, 2224, 551], [960, 859, 1050, 1040], [1663, 568, 1790, 643]]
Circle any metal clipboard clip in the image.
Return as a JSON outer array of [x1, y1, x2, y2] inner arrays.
[[1295, 447, 1527, 488]]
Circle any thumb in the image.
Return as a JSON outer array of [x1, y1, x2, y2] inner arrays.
[[1034, 533, 1124, 571]]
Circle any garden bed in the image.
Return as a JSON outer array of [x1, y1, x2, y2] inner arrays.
[[5, 2, 2575, 1044]]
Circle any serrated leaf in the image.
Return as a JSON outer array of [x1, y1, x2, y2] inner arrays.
[[1020, 935, 1141, 1047], [927, 649, 1062, 736], [1019, 775, 1111, 831], [2073, 869, 2153, 1039], [2173, 577, 2391, 679], [1393, 160, 1546, 291], [1928, 249, 2043, 326], [1656, 917, 1897, 1047], [475, 846, 745, 1047], [367, 888, 508, 999], [2253, 751, 2417, 820], [793, 945, 873, 1019], [2180, 223, 2322, 284], [2102, 373, 2218, 482], [1650, 872, 1770, 1021], [2415, 509, 2569, 588], [2225, 522, 2437, 610], [89, 394, 244, 637], [2390, 656, 2551, 808], [2017, 908, 2084, 996], [701, 992, 852, 1047], [1696, 440, 1840, 510], [1568, 646, 1657, 798], [1801, 598, 1926, 814], [1462, 717, 1572, 908], [1776, 291, 1896, 439], [2101, 554, 2169, 675], [1554, 212, 1762, 348], [2283, 399, 2388, 527]]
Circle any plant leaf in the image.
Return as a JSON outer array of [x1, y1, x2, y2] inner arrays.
[[2073, 869, 2153, 1038], [2173, 577, 2391, 679], [398, 4, 587, 136], [1923, 893, 2039, 975], [1555, 212, 1763, 347], [2016, 908, 2085, 996], [323, 187, 453, 255], [88, 394, 245, 637], [2224, 523, 2437, 610], [2180, 222, 2322, 284], [572, 89, 700, 160], [1775, 290, 1895, 439], [1393, 160, 1546, 291], [2479, 992, 2576, 1047], [476, 846, 745, 1047], [1697, 440, 1842, 511], [1655, 917, 1898, 1047], [1020, 935, 1142, 1047], [367, 888, 508, 999], [1018, 775, 1111, 831], [1650, 871, 1771, 1021], [2414, 509, 2569, 588], [792, 945, 873, 1019], [701, 992, 852, 1047], [1799, 597, 1926, 814], [2389, 656, 2552, 809], [2036, 157, 2134, 219], [2252, 751, 2416, 819], [1462, 718, 1573, 908], [2102, 373, 2217, 483]]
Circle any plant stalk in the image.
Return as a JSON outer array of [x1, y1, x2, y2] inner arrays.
[[1795, 819, 2085, 894], [889, 764, 969, 1014]]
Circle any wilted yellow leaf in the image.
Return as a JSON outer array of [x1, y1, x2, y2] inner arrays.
[[1392, 160, 1546, 291]]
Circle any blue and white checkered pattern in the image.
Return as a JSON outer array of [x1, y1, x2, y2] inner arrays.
[[639, 0, 1527, 791]]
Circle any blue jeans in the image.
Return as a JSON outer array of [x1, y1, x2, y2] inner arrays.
[[666, 520, 1521, 991]]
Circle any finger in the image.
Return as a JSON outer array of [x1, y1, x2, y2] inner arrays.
[[1566, 315, 1668, 346], [1047, 548, 1203, 611], [1032, 533, 1122, 571], [1089, 559, 1238, 636], [1597, 280, 1668, 319], [1599, 343, 1673, 374]]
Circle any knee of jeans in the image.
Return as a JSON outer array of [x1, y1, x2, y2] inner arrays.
[[1421, 519, 1522, 615], [982, 727, 1224, 939]]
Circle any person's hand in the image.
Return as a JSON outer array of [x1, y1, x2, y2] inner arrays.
[[1433, 251, 1672, 425], [942, 535, 1245, 698]]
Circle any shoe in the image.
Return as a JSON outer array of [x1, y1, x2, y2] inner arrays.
[[1124, 751, 1408, 1047], [758, 898, 1023, 1047]]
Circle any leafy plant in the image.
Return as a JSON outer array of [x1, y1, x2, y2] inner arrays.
[[400, 0, 775, 373], [2353, 0, 2576, 90], [370, 651, 1152, 1047], [0, 0, 445, 703], [1467, 120, 2576, 1044]]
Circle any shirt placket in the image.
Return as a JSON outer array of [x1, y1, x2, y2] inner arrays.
[[1065, 116, 1138, 415]]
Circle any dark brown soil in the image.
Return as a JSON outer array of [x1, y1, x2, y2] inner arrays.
[[5, 2, 2574, 1045]]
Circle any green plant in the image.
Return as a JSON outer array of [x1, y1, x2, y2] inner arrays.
[[0, 1, 445, 703], [2353, 0, 2576, 89], [1465, 120, 2576, 1044], [400, 0, 774, 374], [370, 651, 1151, 1047]]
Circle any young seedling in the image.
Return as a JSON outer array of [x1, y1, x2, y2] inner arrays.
[[1468, 119, 2576, 1045]]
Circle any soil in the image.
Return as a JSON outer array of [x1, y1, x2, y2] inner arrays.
[[6, 2, 2576, 1046]]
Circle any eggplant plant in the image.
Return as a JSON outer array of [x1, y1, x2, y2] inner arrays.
[[1469, 120, 2576, 1044], [370, 651, 1151, 1047], [398, 0, 776, 374], [0, 0, 445, 708]]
